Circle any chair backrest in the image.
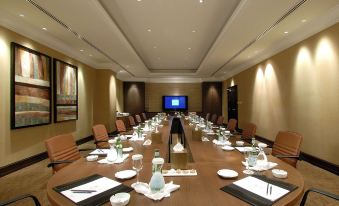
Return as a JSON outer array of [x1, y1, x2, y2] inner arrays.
[[135, 114, 142, 123], [45, 134, 81, 173], [128, 116, 136, 126], [300, 188, 339, 206], [141, 113, 147, 121], [272, 131, 303, 168], [227, 118, 237, 132], [92, 124, 109, 148], [205, 113, 210, 121], [216, 116, 224, 126], [116, 119, 127, 133], [242, 123, 257, 139], [210, 114, 217, 123], [0, 194, 41, 206]]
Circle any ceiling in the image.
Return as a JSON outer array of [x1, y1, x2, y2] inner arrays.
[[0, 0, 338, 83]]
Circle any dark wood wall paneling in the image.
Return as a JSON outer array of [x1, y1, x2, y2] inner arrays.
[[123, 82, 145, 115], [202, 82, 222, 116]]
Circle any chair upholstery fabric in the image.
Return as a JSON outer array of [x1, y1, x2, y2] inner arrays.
[[135, 114, 142, 124], [272, 131, 303, 168], [205, 113, 210, 121], [242, 123, 257, 139], [128, 116, 136, 126], [227, 118, 237, 132], [141, 113, 147, 121], [45, 134, 81, 173], [92, 124, 110, 148], [116, 119, 127, 133], [210, 114, 217, 123], [216, 116, 224, 126]]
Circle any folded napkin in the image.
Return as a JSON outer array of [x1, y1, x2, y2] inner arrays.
[[97, 154, 129, 164], [122, 147, 133, 152], [212, 139, 231, 146], [173, 142, 184, 152], [129, 135, 146, 141], [201, 137, 209, 142], [242, 161, 278, 171], [132, 181, 180, 201], [143, 139, 152, 146]]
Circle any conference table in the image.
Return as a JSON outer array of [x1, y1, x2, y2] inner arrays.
[[46, 117, 304, 206]]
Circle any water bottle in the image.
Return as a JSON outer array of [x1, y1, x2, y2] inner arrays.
[[149, 158, 165, 193], [248, 137, 258, 167]]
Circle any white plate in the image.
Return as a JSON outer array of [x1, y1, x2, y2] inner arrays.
[[122, 147, 133, 152], [217, 169, 238, 178], [115, 170, 137, 179], [222, 146, 234, 151]]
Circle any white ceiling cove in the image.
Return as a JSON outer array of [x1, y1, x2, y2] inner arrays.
[[0, 0, 338, 82]]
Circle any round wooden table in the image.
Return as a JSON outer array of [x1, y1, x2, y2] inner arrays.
[[47, 120, 304, 206]]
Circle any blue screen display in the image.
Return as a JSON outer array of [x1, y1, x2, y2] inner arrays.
[[163, 96, 187, 110]]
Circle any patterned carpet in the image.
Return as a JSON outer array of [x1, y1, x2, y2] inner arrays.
[[0, 142, 338, 206]]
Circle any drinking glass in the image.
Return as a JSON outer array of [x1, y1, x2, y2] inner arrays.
[[132, 154, 143, 185], [243, 148, 254, 175]]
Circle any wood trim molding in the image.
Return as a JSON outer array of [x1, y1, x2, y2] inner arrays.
[[255, 135, 339, 176], [0, 135, 94, 178]]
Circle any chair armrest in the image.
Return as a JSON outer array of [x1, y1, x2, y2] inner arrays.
[[47, 160, 74, 168], [0, 194, 41, 206], [300, 188, 339, 206]]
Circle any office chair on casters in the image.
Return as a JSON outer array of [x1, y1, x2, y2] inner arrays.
[[300, 188, 339, 206], [0, 194, 41, 206], [92, 124, 115, 148]]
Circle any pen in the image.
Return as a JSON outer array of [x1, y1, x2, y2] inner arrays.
[[266, 183, 269, 195], [70, 190, 97, 193], [270, 185, 272, 195]]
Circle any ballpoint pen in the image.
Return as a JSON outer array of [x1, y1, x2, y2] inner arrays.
[[70, 190, 97, 193], [270, 185, 272, 195], [266, 183, 269, 195]]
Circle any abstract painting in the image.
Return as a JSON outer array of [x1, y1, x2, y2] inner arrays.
[[54, 59, 78, 122], [11, 42, 51, 129]]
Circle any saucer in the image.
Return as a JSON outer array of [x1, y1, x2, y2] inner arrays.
[[122, 147, 133, 152], [221, 146, 234, 151], [217, 169, 238, 178], [115, 170, 137, 179]]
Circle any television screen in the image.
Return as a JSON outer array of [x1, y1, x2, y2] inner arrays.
[[163, 96, 188, 111]]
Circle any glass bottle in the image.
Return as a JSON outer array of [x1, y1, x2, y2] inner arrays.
[[149, 158, 165, 193], [256, 143, 268, 170], [152, 149, 160, 174], [248, 137, 258, 167]]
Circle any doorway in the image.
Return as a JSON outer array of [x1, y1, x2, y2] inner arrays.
[[227, 85, 238, 127]]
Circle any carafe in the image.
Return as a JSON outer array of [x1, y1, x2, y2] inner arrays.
[[149, 158, 165, 193]]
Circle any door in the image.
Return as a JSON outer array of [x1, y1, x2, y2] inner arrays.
[[227, 85, 238, 125]]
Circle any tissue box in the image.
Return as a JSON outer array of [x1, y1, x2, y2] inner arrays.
[[170, 145, 188, 169], [151, 132, 162, 143], [192, 129, 202, 141]]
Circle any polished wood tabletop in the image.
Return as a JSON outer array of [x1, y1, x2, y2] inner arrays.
[[47, 118, 304, 206]]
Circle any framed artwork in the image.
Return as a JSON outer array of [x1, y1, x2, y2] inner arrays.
[[11, 42, 52, 129], [53, 59, 78, 122]]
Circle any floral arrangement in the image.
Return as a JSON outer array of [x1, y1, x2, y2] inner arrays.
[[115, 137, 123, 149]]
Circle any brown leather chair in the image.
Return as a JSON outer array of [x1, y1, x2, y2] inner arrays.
[[216, 116, 224, 126], [141, 112, 147, 121], [205, 113, 210, 121], [241, 123, 257, 139], [116, 119, 127, 133], [128, 115, 136, 127], [135, 114, 142, 124], [0, 194, 41, 206], [226, 118, 237, 132], [45, 134, 81, 173], [272, 131, 303, 168], [92, 124, 112, 148], [210, 114, 217, 123]]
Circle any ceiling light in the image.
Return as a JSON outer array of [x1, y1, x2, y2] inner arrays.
[[192, 30, 196, 33], [153, 46, 157, 49], [137, 0, 142, 1], [284, 31, 289, 34], [147, 28, 151, 32], [199, 0, 204, 3], [19, 14, 24, 17], [89, 54, 92, 57], [42, 27, 47, 31], [301, 19, 307, 23], [188, 47, 191, 50], [80, 49, 84, 52]]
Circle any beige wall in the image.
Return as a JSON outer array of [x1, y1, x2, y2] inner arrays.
[[116, 79, 124, 112], [0, 26, 119, 166], [223, 23, 339, 164], [145, 83, 202, 112]]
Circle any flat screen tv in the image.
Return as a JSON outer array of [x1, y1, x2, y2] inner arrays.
[[162, 96, 188, 111]]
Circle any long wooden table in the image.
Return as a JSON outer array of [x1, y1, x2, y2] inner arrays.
[[47, 118, 304, 206]]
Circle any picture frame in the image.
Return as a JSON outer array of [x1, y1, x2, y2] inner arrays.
[[53, 58, 78, 122], [11, 42, 52, 129]]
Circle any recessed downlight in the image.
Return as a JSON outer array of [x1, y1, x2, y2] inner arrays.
[[89, 54, 92, 57], [42, 27, 47, 30], [188, 47, 192, 50], [147, 28, 152, 32], [301, 19, 307, 23], [284, 31, 289, 34], [80, 49, 84, 52], [192, 30, 196, 33], [19, 14, 24, 17], [199, 0, 204, 3], [137, 0, 142, 2], [153, 46, 157, 49]]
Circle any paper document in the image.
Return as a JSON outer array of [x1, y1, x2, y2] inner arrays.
[[61, 177, 121, 203], [233, 176, 289, 202], [89, 149, 110, 155]]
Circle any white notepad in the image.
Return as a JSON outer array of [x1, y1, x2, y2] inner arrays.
[[61, 177, 121, 203], [233, 176, 289, 202]]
